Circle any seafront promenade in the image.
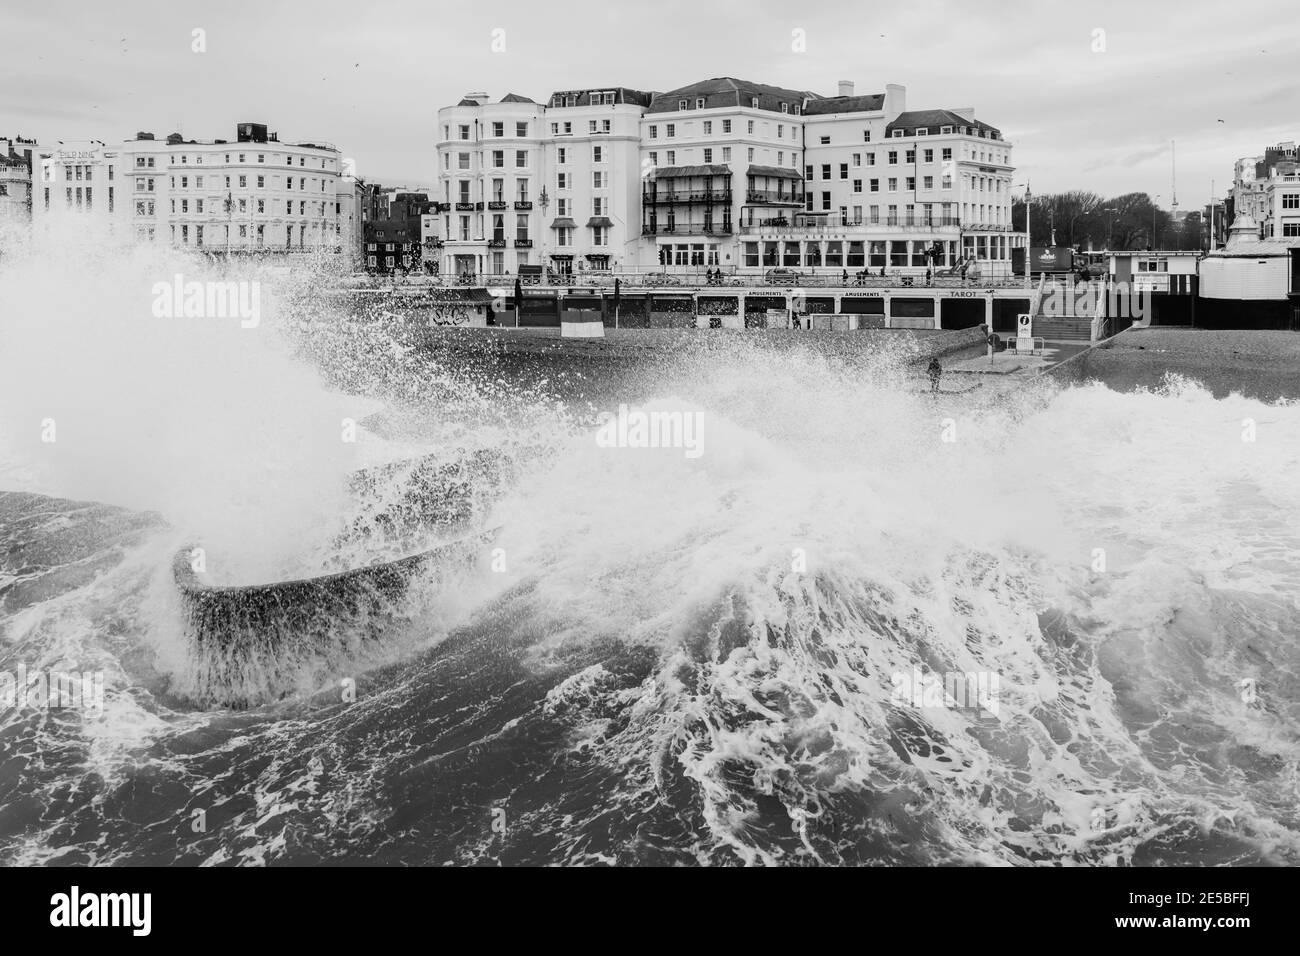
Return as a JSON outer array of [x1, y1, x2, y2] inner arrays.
[[330, 274, 1070, 336]]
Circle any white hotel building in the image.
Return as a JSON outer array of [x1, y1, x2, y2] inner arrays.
[[0, 137, 35, 231], [30, 123, 346, 252], [435, 77, 1019, 278], [433, 88, 653, 277], [1230, 143, 1300, 240], [435, 93, 546, 277]]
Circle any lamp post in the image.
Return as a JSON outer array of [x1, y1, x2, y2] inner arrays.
[[1015, 182, 1031, 289], [1151, 194, 1162, 250]]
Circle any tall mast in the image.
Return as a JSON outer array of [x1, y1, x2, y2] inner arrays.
[[1171, 140, 1178, 217]]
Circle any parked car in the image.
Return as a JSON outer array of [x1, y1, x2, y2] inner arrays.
[[765, 268, 801, 285]]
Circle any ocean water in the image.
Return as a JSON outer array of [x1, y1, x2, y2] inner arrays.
[[1, 243, 1297, 866]]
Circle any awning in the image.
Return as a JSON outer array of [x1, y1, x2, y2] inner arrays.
[[584, 253, 610, 260], [549, 254, 574, 259], [587, 217, 613, 228], [550, 218, 577, 229], [746, 164, 803, 180], [651, 164, 732, 179], [439, 288, 495, 304]]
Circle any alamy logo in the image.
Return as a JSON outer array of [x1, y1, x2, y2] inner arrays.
[[595, 404, 704, 459], [50, 886, 151, 936], [151, 273, 261, 328], [891, 668, 1000, 716], [0, 664, 104, 717]]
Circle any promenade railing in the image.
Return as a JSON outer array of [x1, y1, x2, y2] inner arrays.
[[343, 271, 1032, 292]]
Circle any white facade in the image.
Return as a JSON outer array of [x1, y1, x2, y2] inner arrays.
[[753, 87, 1016, 277], [1232, 155, 1268, 229], [640, 79, 813, 269], [1231, 144, 1300, 240], [30, 124, 346, 252], [1110, 250, 1200, 293], [0, 138, 35, 232], [336, 172, 364, 267], [544, 88, 651, 275], [1262, 167, 1300, 240], [1200, 248, 1294, 299], [434, 77, 1021, 277], [439, 77, 1024, 277], [435, 94, 546, 276]]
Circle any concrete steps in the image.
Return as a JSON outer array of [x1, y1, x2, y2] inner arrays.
[[1033, 316, 1093, 342]]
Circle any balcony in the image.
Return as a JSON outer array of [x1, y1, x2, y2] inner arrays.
[[514, 238, 533, 248], [642, 190, 732, 205], [487, 237, 506, 247], [454, 202, 474, 211], [642, 224, 733, 237], [474, 202, 484, 211], [514, 200, 533, 210], [737, 215, 962, 236], [745, 189, 802, 205], [488, 200, 508, 210]]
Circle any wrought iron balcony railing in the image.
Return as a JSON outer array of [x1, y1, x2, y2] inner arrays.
[[641, 223, 733, 237], [745, 189, 802, 204], [642, 190, 732, 205]]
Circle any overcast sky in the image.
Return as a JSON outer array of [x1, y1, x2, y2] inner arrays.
[[4, 0, 1297, 208]]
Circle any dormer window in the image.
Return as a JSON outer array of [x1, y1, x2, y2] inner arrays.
[[696, 97, 705, 109], [780, 103, 789, 113], [751, 97, 759, 108], [940, 126, 953, 134], [679, 99, 688, 110]]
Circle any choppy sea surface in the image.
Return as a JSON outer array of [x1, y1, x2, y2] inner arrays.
[[1, 243, 1297, 865]]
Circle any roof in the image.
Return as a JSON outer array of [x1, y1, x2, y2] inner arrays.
[[587, 216, 614, 228], [803, 93, 886, 116], [746, 164, 802, 180], [499, 93, 536, 104], [550, 217, 577, 228], [647, 77, 816, 115], [651, 164, 733, 179], [1208, 238, 1300, 257], [546, 88, 654, 108], [886, 109, 1002, 139]]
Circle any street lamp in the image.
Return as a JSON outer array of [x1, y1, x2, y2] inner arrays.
[[1015, 182, 1031, 289]]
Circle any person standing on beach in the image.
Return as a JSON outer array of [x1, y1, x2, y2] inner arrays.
[[928, 357, 943, 393]]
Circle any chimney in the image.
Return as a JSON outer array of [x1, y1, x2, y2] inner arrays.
[[837, 80, 854, 98], [884, 83, 906, 121]]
